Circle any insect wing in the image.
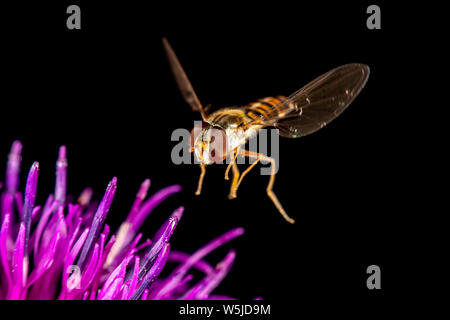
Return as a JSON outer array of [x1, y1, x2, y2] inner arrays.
[[275, 63, 370, 138], [162, 38, 207, 119]]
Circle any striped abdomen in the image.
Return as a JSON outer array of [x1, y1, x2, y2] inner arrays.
[[243, 95, 296, 124]]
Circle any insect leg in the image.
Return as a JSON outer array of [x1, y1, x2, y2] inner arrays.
[[225, 162, 232, 181], [228, 162, 240, 199], [238, 149, 295, 224], [224, 150, 239, 180], [235, 152, 261, 190], [195, 164, 206, 195]]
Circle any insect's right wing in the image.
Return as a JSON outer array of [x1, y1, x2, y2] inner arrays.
[[274, 63, 370, 138], [162, 38, 207, 120]]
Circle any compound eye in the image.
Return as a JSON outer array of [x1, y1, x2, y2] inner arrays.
[[189, 122, 207, 151], [208, 127, 228, 162]]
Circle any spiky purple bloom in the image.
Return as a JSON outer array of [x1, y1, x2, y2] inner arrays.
[[0, 141, 244, 300]]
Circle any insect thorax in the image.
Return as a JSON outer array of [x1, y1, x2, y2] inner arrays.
[[207, 108, 248, 128], [206, 108, 254, 152]]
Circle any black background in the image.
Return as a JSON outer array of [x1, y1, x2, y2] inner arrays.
[[0, 0, 424, 312]]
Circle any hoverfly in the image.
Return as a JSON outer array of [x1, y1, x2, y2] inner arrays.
[[163, 38, 369, 224]]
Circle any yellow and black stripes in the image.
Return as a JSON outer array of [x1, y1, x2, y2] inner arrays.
[[205, 95, 297, 132], [244, 95, 295, 123]]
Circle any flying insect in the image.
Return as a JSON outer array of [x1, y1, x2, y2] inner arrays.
[[163, 38, 370, 224]]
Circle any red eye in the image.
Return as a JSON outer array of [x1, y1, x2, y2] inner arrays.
[[209, 127, 228, 162], [189, 122, 207, 150]]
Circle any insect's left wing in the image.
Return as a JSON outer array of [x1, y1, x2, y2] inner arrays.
[[274, 63, 370, 138], [162, 38, 207, 120]]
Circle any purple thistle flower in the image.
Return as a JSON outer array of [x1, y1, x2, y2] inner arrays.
[[0, 141, 245, 300]]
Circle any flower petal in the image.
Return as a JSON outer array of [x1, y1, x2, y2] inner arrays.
[[128, 184, 181, 234], [130, 243, 170, 300], [0, 213, 12, 290], [9, 222, 26, 299], [55, 146, 67, 204], [76, 177, 117, 269], [6, 140, 22, 194], [138, 210, 180, 280], [154, 227, 244, 299], [23, 162, 39, 255]]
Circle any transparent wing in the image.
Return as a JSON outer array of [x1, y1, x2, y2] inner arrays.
[[162, 38, 207, 119], [274, 63, 370, 138]]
